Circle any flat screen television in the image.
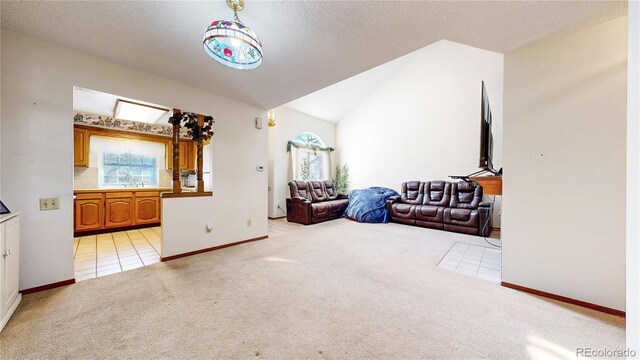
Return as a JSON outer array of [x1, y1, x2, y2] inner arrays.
[[479, 81, 494, 171]]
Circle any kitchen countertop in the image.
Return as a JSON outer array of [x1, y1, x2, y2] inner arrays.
[[74, 188, 172, 194]]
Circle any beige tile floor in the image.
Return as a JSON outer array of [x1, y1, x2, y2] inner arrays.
[[437, 242, 502, 282], [268, 217, 303, 237], [73, 227, 162, 282]]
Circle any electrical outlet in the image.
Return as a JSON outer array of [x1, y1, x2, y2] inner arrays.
[[39, 197, 60, 211], [247, 219, 252, 226]]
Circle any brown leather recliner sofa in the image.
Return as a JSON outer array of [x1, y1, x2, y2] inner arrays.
[[286, 180, 349, 225], [386, 181, 492, 236]]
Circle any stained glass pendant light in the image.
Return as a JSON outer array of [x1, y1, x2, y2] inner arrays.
[[203, 0, 263, 70]]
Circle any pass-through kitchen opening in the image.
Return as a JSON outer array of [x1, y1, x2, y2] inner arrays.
[[71, 87, 210, 281]]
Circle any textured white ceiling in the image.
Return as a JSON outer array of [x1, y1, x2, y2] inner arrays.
[[1, 1, 627, 110]]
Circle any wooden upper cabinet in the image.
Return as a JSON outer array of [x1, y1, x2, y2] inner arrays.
[[135, 196, 161, 225], [167, 140, 196, 171], [104, 197, 134, 228], [75, 198, 104, 232], [74, 128, 89, 167], [179, 141, 196, 171], [74, 124, 207, 171]]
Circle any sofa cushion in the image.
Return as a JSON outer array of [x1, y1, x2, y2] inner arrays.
[[309, 181, 328, 202], [289, 181, 312, 201], [451, 181, 482, 209], [444, 208, 479, 228], [326, 199, 349, 215], [311, 201, 331, 215], [415, 205, 444, 222], [424, 181, 451, 206], [323, 180, 339, 200], [400, 181, 424, 205], [391, 203, 416, 219]]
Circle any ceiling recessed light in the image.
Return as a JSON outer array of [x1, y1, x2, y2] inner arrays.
[[113, 99, 169, 124]]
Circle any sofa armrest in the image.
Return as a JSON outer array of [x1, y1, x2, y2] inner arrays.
[[337, 194, 349, 200], [290, 196, 311, 204], [386, 196, 400, 213], [286, 197, 312, 225], [479, 201, 492, 208]]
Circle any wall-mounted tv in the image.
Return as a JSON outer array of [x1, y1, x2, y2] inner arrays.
[[479, 81, 494, 171]]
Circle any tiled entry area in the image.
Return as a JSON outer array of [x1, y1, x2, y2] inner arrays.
[[437, 243, 501, 283], [268, 217, 303, 237], [73, 227, 162, 282]]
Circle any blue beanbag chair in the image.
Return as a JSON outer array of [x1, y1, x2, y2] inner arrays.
[[344, 187, 400, 223]]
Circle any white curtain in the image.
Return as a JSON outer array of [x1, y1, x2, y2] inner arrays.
[[289, 146, 331, 181], [290, 145, 302, 181], [315, 149, 331, 180]]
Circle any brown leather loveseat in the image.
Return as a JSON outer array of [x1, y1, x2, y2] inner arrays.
[[286, 180, 349, 225], [386, 181, 492, 236]]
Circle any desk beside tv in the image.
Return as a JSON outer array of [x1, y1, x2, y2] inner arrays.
[[469, 176, 502, 195]]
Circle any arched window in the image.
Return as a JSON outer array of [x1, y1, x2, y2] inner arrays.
[[291, 132, 326, 148], [289, 132, 331, 181]]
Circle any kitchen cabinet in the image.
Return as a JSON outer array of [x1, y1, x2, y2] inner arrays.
[[104, 193, 134, 228], [74, 195, 104, 232], [73, 128, 89, 167], [1, 214, 21, 332], [182, 141, 197, 171], [74, 189, 165, 234], [167, 140, 196, 171], [134, 193, 161, 225], [73, 124, 200, 171]]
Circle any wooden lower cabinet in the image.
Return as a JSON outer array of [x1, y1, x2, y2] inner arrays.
[[74, 190, 163, 234], [135, 196, 160, 225], [74, 198, 104, 232], [104, 198, 134, 228]]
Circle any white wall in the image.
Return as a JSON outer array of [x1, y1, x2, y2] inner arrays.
[[336, 40, 504, 226], [267, 106, 336, 218], [502, 17, 627, 311], [627, 1, 639, 354], [1, 30, 268, 289]]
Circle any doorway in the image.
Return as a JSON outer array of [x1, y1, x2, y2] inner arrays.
[[73, 86, 173, 282]]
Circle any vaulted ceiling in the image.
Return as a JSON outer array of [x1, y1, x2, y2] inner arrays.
[[1, 1, 627, 110]]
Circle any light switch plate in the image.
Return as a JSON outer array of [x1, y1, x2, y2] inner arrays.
[[40, 197, 60, 210]]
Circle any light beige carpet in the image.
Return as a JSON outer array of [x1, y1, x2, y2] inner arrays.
[[0, 219, 625, 359]]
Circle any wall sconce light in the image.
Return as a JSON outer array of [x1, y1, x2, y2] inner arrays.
[[267, 109, 276, 127]]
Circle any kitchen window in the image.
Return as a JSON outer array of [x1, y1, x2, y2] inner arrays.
[[102, 153, 157, 187], [91, 136, 164, 188]]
